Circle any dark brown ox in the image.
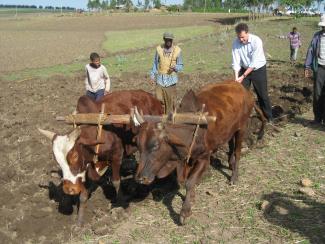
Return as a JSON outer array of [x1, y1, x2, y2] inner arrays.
[[133, 81, 266, 225], [39, 90, 162, 226]]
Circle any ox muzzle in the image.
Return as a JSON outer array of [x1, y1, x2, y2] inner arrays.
[[62, 178, 85, 195], [135, 161, 156, 185]]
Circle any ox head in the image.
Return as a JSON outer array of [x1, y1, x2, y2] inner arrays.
[[38, 127, 96, 195], [132, 110, 186, 185]]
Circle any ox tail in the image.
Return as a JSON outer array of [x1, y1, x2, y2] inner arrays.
[[253, 104, 267, 140]]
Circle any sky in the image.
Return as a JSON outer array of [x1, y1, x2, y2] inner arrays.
[[0, 0, 323, 10], [0, 0, 183, 8]]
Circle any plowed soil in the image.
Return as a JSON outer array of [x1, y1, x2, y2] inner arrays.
[[0, 65, 314, 243]]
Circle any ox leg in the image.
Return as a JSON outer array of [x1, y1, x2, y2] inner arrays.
[[230, 130, 244, 185], [111, 152, 124, 203], [180, 156, 209, 225], [228, 137, 235, 170], [77, 189, 89, 227]]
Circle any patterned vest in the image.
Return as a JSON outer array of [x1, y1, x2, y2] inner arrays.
[[156, 45, 181, 75]]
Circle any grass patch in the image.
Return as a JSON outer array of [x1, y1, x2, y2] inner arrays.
[[102, 25, 216, 53]]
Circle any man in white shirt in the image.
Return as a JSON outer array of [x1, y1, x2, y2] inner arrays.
[[232, 23, 273, 123], [85, 52, 110, 101]]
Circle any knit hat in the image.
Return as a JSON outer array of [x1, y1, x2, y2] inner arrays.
[[163, 32, 174, 40]]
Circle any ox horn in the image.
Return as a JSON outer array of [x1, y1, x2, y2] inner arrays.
[[38, 128, 56, 140], [68, 126, 81, 141], [134, 106, 145, 124]]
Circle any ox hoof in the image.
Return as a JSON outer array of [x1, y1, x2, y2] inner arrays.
[[77, 220, 84, 227], [230, 175, 238, 186], [230, 179, 237, 186], [179, 215, 186, 225]]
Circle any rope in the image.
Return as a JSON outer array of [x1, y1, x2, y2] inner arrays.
[[185, 104, 206, 165]]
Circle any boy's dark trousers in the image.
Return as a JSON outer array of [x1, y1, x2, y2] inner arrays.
[[86, 89, 105, 101], [314, 65, 325, 122], [240, 65, 273, 121]]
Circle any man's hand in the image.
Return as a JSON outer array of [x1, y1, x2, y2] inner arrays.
[[168, 66, 176, 74], [149, 79, 155, 85], [304, 69, 312, 78], [235, 75, 245, 83]]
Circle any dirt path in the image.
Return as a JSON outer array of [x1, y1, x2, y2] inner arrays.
[[0, 68, 323, 243]]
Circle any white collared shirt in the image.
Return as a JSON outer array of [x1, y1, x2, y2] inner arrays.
[[232, 33, 266, 72]]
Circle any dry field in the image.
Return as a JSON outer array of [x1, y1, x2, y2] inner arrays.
[[0, 13, 243, 73], [0, 13, 324, 244]]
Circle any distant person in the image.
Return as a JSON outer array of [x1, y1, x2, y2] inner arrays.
[[304, 15, 325, 124], [85, 52, 110, 101], [150, 32, 183, 114], [287, 27, 301, 65], [232, 23, 273, 123]]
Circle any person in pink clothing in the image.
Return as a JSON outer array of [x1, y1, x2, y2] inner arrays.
[[85, 52, 111, 101], [287, 27, 302, 64]]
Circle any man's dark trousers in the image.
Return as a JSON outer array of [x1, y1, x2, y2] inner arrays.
[[240, 65, 273, 121], [314, 65, 325, 122]]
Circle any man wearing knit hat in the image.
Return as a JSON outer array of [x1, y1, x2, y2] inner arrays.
[[305, 15, 325, 124], [150, 32, 183, 114]]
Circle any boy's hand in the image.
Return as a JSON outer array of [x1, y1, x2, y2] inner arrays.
[[304, 69, 312, 78]]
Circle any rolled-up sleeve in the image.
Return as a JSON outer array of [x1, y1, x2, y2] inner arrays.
[[232, 41, 241, 72], [249, 38, 264, 69], [174, 51, 183, 72], [150, 51, 159, 80]]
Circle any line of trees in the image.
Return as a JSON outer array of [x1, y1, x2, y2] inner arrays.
[[87, 0, 163, 10], [85, 0, 324, 12], [0, 4, 76, 10], [183, 0, 322, 12]]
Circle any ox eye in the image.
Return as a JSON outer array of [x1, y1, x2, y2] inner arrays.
[[151, 143, 160, 151]]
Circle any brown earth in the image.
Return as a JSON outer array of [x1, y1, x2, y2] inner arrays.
[[0, 64, 315, 243], [0, 13, 245, 73]]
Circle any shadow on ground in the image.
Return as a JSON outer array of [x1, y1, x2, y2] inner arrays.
[[261, 192, 325, 244], [208, 16, 249, 25]]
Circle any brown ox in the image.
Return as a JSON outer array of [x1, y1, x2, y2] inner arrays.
[[39, 90, 162, 226], [133, 81, 266, 225]]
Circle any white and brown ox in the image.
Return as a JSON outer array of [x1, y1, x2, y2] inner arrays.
[[39, 90, 163, 226]]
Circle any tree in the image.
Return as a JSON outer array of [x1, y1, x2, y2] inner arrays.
[[110, 0, 117, 8], [125, 0, 133, 11], [87, 0, 101, 10], [144, 0, 150, 9], [223, 0, 248, 9], [101, 0, 109, 10], [153, 0, 161, 8], [316, 0, 323, 11]]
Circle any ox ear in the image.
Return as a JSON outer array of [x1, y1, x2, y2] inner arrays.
[[68, 127, 81, 142], [156, 125, 186, 147], [38, 128, 56, 141], [166, 133, 186, 147]]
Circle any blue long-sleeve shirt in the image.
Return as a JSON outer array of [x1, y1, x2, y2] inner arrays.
[[305, 30, 322, 72], [150, 50, 183, 87]]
